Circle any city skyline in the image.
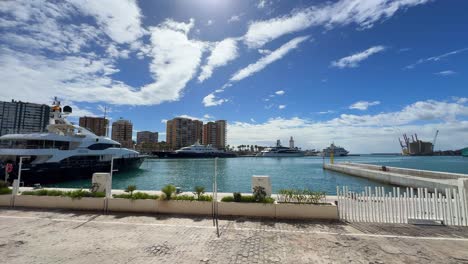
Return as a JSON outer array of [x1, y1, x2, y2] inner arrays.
[[0, 0, 467, 153]]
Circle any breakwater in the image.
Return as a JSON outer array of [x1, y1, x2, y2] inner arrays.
[[324, 162, 468, 191]]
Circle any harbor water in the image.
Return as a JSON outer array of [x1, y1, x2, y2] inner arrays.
[[50, 155, 468, 195]]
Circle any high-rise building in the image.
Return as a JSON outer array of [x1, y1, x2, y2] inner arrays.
[[166, 117, 203, 150], [203, 120, 226, 149], [79, 116, 108, 136], [111, 119, 133, 148], [0, 100, 50, 136], [202, 120, 226, 149], [136, 131, 158, 145]]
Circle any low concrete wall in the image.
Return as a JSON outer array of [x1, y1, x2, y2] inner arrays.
[[324, 163, 457, 191], [218, 202, 276, 217], [276, 203, 338, 220], [14, 195, 105, 211], [158, 200, 212, 215], [0, 195, 12, 206], [107, 198, 157, 213], [5, 194, 339, 220]]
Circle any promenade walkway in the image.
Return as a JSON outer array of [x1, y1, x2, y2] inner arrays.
[[1, 208, 468, 263]]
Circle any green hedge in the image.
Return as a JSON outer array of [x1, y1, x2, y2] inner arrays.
[[113, 192, 159, 200], [21, 189, 105, 198], [172, 194, 213, 201], [221, 195, 275, 204], [0, 187, 12, 195]]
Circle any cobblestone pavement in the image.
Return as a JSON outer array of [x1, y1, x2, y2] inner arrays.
[[1, 208, 468, 264]]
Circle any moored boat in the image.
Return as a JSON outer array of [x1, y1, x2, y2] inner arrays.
[[462, 147, 468, 157], [154, 142, 237, 158], [256, 138, 304, 157], [0, 98, 146, 185], [321, 143, 349, 157]]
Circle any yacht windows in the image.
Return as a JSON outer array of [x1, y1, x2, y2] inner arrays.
[[0, 139, 70, 150], [87, 143, 119, 150]]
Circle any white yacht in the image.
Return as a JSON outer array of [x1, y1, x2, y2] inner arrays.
[[321, 143, 349, 157], [156, 141, 236, 158], [0, 98, 145, 185], [256, 138, 305, 157]]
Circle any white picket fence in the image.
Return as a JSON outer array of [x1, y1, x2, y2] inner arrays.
[[336, 186, 468, 226]]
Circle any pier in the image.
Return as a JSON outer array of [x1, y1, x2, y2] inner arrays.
[[324, 162, 468, 191]]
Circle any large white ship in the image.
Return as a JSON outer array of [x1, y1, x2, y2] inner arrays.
[[155, 141, 237, 158], [0, 98, 145, 185], [321, 143, 349, 157], [256, 137, 304, 157]]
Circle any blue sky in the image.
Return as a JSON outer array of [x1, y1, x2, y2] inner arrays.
[[0, 0, 467, 153]]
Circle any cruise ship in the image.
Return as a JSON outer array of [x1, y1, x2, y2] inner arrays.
[[154, 142, 237, 158], [321, 143, 349, 157], [0, 98, 145, 185], [256, 137, 305, 157]]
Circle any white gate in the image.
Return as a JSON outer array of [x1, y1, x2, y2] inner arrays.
[[336, 186, 468, 226]]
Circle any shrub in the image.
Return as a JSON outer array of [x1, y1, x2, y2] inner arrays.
[[161, 184, 176, 200], [0, 180, 8, 188], [172, 194, 195, 201], [21, 189, 104, 199], [221, 194, 274, 204], [125, 185, 137, 196], [252, 186, 266, 202], [277, 189, 326, 204], [113, 192, 158, 200], [233, 192, 242, 202], [0, 187, 12, 195], [66, 189, 105, 199], [193, 186, 205, 200]]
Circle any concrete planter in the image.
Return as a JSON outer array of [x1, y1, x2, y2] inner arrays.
[[14, 195, 105, 211], [218, 202, 276, 217], [108, 198, 157, 213], [275, 203, 338, 220], [158, 200, 212, 215], [0, 195, 12, 206]]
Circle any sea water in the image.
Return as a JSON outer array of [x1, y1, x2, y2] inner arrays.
[[50, 155, 468, 194]]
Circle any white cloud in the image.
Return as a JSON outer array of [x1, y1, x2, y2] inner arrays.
[[258, 49, 272, 55], [278, 105, 286, 109], [228, 14, 243, 23], [405, 47, 468, 69], [0, 12, 207, 106], [203, 93, 227, 107], [331, 46, 386, 68], [275, 90, 285, 95], [198, 38, 239, 82], [257, 0, 268, 9], [244, 0, 430, 48], [349, 101, 381, 110], [206, 19, 214, 26], [318, 110, 335, 114], [227, 99, 468, 153], [161, 119, 168, 123], [231, 36, 309, 82], [68, 0, 145, 44], [434, 70, 456, 76], [455, 97, 468, 104]]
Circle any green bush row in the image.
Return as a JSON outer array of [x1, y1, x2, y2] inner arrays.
[[21, 189, 105, 198], [113, 192, 159, 200], [277, 189, 326, 204], [172, 194, 213, 201], [221, 194, 275, 204], [0, 187, 12, 195]]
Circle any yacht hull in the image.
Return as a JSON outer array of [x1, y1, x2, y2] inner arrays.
[[153, 151, 237, 158], [0, 156, 145, 185], [256, 153, 305, 157]]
